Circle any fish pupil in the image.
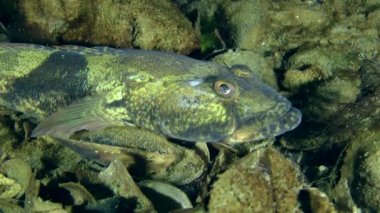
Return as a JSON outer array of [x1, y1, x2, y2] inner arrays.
[[219, 83, 231, 94]]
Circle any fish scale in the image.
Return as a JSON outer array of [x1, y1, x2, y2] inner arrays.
[[0, 42, 301, 143]]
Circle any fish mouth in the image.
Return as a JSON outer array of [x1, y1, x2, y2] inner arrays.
[[226, 107, 302, 144]]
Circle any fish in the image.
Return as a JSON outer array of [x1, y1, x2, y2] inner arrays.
[[0, 42, 301, 144]]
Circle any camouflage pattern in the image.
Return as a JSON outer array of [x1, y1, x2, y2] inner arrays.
[[0, 42, 301, 143]]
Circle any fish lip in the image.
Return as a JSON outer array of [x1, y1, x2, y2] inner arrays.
[[226, 106, 302, 144]]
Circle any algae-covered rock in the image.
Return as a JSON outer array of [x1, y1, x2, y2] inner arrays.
[[221, 0, 271, 52], [2, 0, 199, 54], [208, 147, 303, 212], [0, 122, 14, 147], [59, 182, 95, 206], [281, 84, 380, 210], [208, 146, 339, 212], [138, 180, 193, 212], [217, 0, 379, 57], [303, 188, 337, 213], [277, 16, 378, 150], [281, 45, 362, 120], [282, 47, 358, 90], [328, 131, 380, 211], [352, 140, 380, 211], [98, 159, 155, 212], [12, 137, 83, 174], [0, 158, 32, 198], [0, 173, 21, 198], [25, 197, 67, 213], [282, 57, 380, 150], [70, 126, 207, 185], [203, 0, 331, 53], [0, 200, 24, 213]]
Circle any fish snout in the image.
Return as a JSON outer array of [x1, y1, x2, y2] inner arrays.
[[230, 96, 301, 143]]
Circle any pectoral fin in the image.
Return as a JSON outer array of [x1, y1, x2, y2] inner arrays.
[[53, 136, 136, 167], [31, 96, 123, 138]]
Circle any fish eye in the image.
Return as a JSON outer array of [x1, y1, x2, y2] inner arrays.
[[214, 80, 235, 97]]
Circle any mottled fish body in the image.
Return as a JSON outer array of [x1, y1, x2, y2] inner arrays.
[[0, 42, 301, 143]]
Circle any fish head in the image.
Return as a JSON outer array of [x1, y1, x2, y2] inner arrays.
[[152, 63, 301, 143]]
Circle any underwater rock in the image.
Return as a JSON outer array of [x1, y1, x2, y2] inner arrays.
[[208, 147, 303, 212], [283, 93, 380, 210], [4, 0, 199, 54], [283, 46, 361, 87], [138, 180, 193, 212], [277, 5, 379, 150], [59, 182, 95, 206], [351, 140, 380, 211], [208, 146, 339, 212], [0, 200, 24, 213], [220, 0, 379, 59], [69, 126, 207, 185], [0, 122, 14, 148], [11, 137, 83, 175], [329, 131, 380, 211], [301, 188, 337, 213], [209, 145, 237, 179], [283, 46, 361, 121], [0, 158, 32, 198], [221, 0, 271, 52], [282, 58, 380, 150], [98, 159, 155, 212], [25, 197, 67, 212], [360, 56, 380, 94], [216, 0, 330, 53], [0, 173, 21, 199], [281, 89, 380, 210]]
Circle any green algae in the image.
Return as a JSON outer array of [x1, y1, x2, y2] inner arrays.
[[1, 0, 199, 54], [208, 147, 335, 212]]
